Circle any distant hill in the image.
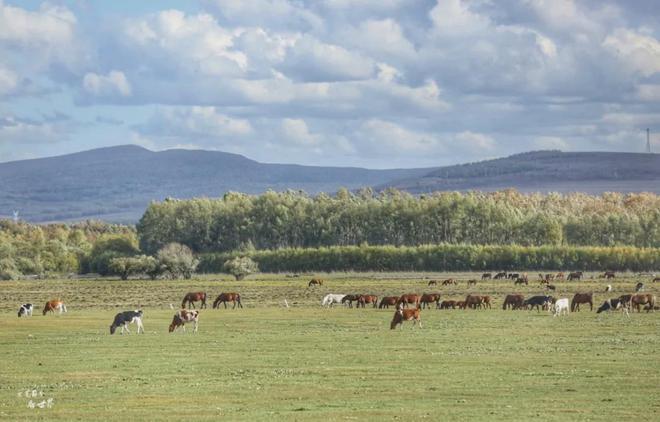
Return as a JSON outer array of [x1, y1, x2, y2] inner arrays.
[[379, 150, 660, 194], [0, 145, 432, 222]]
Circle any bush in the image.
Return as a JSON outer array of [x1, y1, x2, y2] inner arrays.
[[157, 243, 198, 279], [223, 256, 259, 280], [0, 257, 20, 280], [109, 255, 159, 280], [88, 234, 140, 275]]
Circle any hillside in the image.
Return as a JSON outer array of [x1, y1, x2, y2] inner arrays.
[[0, 145, 432, 222], [380, 150, 660, 194]]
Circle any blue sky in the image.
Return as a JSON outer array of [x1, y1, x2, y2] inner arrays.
[[1, 0, 659, 168]]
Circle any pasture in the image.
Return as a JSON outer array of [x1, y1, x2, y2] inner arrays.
[[1, 273, 659, 421]]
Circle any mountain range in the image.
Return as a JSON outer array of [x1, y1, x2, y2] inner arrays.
[[1, 146, 658, 223]]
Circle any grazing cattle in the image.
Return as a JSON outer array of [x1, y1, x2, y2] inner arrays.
[[341, 294, 360, 308], [467, 279, 477, 287], [322, 294, 346, 307], [357, 294, 378, 308], [42, 300, 67, 316], [378, 296, 399, 309], [212, 293, 243, 309], [438, 300, 457, 309], [502, 294, 524, 310], [110, 310, 144, 335], [481, 295, 492, 309], [567, 271, 583, 281], [419, 293, 441, 309], [605, 285, 612, 292], [552, 298, 570, 317], [427, 280, 438, 287], [630, 294, 656, 313], [523, 295, 554, 312], [181, 292, 207, 309], [596, 298, 629, 316], [441, 279, 457, 286], [396, 294, 421, 308], [635, 282, 644, 292], [481, 273, 492, 280], [546, 284, 556, 291], [18, 303, 33, 317], [464, 295, 484, 310], [169, 309, 199, 333], [514, 277, 528, 286], [308, 278, 324, 287], [570, 293, 593, 312], [494, 272, 507, 279], [390, 304, 422, 329]]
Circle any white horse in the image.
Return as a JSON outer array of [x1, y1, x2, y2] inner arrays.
[[321, 294, 346, 307]]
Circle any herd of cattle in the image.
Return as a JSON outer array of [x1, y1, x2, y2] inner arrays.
[[14, 273, 659, 332]]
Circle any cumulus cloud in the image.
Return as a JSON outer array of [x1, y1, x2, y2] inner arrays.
[[83, 71, 132, 97]]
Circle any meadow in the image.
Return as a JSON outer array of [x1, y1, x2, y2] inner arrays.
[[1, 273, 659, 421]]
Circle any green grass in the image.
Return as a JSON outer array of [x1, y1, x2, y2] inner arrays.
[[1, 273, 659, 421]]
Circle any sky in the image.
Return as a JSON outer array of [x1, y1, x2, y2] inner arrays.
[[0, 0, 659, 169]]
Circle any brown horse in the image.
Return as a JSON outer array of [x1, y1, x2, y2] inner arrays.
[[654, 277, 660, 283], [467, 279, 477, 287], [555, 272, 565, 280], [481, 273, 492, 280], [567, 271, 583, 281], [419, 293, 441, 309], [182, 292, 207, 309], [630, 294, 656, 312], [357, 294, 378, 308], [464, 295, 484, 310], [571, 292, 593, 311], [442, 279, 457, 286], [396, 294, 421, 308], [379, 296, 398, 309], [212, 292, 242, 309], [390, 304, 422, 329], [456, 300, 467, 309], [308, 278, 324, 287], [341, 294, 360, 308], [428, 280, 438, 287], [438, 300, 457, 309], [502, 294, 524, 310], [481, 295, 492, 309]]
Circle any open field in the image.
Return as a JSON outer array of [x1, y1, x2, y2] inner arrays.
[[1, 273, 659, 421]]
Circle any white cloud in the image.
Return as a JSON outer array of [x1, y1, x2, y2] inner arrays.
[[0, 1, 76, 46], [0, 65, 18, 96], [603, 28, 660, 77], [281, 118, 320, 146], [83, 71, 132, 97]]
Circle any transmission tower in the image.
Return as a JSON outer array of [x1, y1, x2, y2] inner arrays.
[[647, 128, 652, 153], [12, 210, 19, 223]]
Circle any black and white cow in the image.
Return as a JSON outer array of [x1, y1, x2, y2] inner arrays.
[[523, 295, 554, 312], [596, 298, 629, 317], [18, 303, 33, 317], [110, 310, 144, 335]]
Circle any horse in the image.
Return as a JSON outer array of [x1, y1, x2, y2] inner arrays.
[[438, 300, 457, 309], [427, 280, 438, 287], [570, 292, 593, 312], [442, 279, 457, 286], [378, 296, 398, 309], [502, 294, 524, 310], [494, 272, 507, 279], [308, 278, 324, 287], [481, 295, 492, 309], [467, 279, 477, 287], [567, 271, 583, 281], [601, 271, 616, 279], [596, 298, 629, 316], [419, 293, 441, 309], [322, 294, 346, 307], [545, 284, 556, 291], [481, 273, 492, 280], [654, 277, 660, 283], [356, 295, 379, 308], [464, 295, 483, 310], [396, 294, 420, 308], [43, 300, 67, 316], [555, 272, 565, 280], [514, 277, 528, 286], [635, 282, 644, 292], [456, 301, 467, 309], [630, 294, 656, 312], [523, 295, 554, 312], [110, 310, 144, 335], [341, 294, 360, 308], [181, 292, 207, 309], [169, 309, 199, 333], [390, 304, 422, 329], [212, 293, 243, 309]]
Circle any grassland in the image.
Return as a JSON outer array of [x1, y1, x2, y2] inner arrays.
[[1, 273, 659, 421]]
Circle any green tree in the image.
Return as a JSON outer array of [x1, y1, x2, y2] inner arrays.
[[223, 256, 259, 280], [157, 243, 198, 279]]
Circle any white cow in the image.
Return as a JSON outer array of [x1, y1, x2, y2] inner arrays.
[[321, 294, 346, 307], [552, 298, 570, 317]]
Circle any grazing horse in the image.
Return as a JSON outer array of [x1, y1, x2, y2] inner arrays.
[[428, 280, 438, 287], [110, 310, 144, 335], [618, 294, 633, 308], [494, 272, 507, 279], [481, 295, 492, 309], [18, 303, 33, 317], [601, 271, 616, 279], [396, 294, 421, 308], [630, 294, 656, 313], [341, 294, 360, 308], [442, 279, 457, 286], [390, 304, 422, 329], [181, 292, 207, 309], [508, 273, 520, 280], [438, 300, 457, 309], [481, 273, 492, 280], [308, 278, 324, 287], [467, 279, 477, 287], [378, 296, 399, 309], [514, 277, 528, 286], [169, 309, 199, 333], [654, 277, 660, 283], [356, 294, 379, 308], [596, 298, 629, 316], [555, 272, 565, 280], [43, 300, 67, 316], [502, 294, 524, 310], [322, 294, 346, 307], [567, 271, 583, 281], [419, 293, 441, 309], [212, 293, 243, 309], [464, 295, 484, 310], [456, 300, 467, 309], [570, 293, 593, 312], [552, 298, 570, 317], [523, 295, 554, 312], [635, 282, 644, 292]]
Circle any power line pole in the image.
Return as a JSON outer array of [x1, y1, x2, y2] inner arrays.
[[647, 128, 652, 153]]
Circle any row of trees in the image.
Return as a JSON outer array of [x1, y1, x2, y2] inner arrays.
[[138, 189, 660, 253]]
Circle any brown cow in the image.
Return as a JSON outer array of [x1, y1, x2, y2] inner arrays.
[[571, 292, 593, 312], [419, 293, 441, 309], [212, 293, 242, 309], [396, 294, 421, 308], [379, 296, 398, 309], [502, 294, 524, 310], [390, 304, 422, 329], [169, 309, 199, 333], [438, 300, 457, 309], [630, 294, 656, 313], [356, 294, 378, 308], [182, 292, 207, 309], [308, 278, 324, 287], [42, 300, 67, 316]]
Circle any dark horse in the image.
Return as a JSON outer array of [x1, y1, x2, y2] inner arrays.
[[212, 292, 243, 309], [182, 292, 207, 309], [379, 296, 398, 309], [419, 293, 441, 309], [571, 292, 593, 312]]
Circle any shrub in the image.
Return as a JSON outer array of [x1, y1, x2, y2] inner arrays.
[[157, 243, 198, 279], [223, 256, 259, 280]]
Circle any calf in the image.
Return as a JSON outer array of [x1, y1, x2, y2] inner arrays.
[[110, 310, 144, 335], [552, 298, 570, 317], [169, 309, 199, 333], [390, 304, 422, 329], [42, 300, 67, 316], [18, 303, 33, 317]]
